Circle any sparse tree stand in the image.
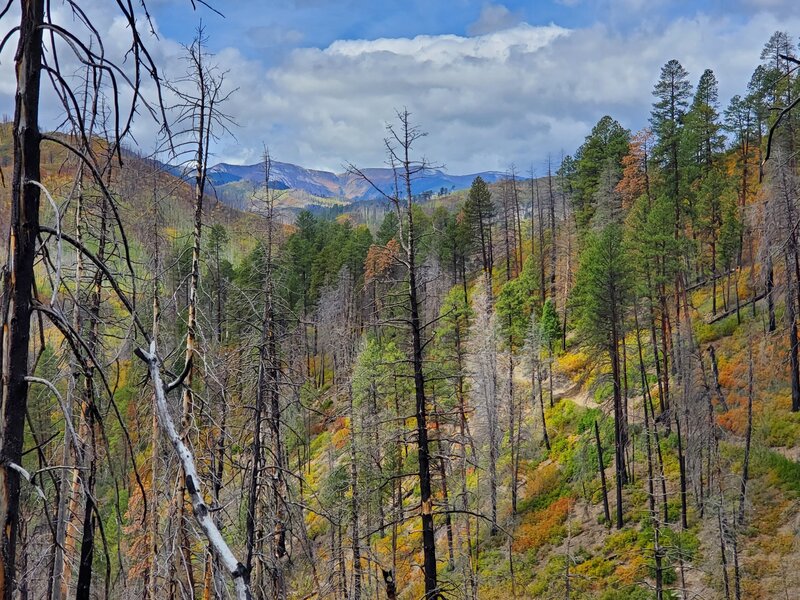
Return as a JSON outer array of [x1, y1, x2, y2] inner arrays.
[[0, 2, 44, 598], [466, 175, 500, 536], [349, 110, 440, 599], [165, 31, 234, 596], [173, 36, 206, 597], [245, 152, 288, 598], [136, 343, 252, 600]]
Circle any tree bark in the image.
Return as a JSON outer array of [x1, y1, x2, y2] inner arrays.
[[738, 340, 754, 525], [348, 383, 362, 600], [136, 343, 251, 600], [0, 3, 44, 597], [537, 363, 550, 451], [594, 420, 611, 526]]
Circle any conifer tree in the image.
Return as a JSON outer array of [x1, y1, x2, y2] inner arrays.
[[572, 224, 631, 528], [651, 59, 692, 231], [465, 176, 496, 296]]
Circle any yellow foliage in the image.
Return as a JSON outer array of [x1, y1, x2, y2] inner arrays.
[[760, 533, 794, 556], [558, 351, 589, 379], [331, 426, 350, 450], [615, 552, 646, 584], [524, 461, 560, 501]]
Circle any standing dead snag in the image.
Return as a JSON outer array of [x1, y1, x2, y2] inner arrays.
[[165, 29, 234, 596], [594, 420, 611, 526], [135, 342, 252, 600], [0, 3, 44, 597], [348, 109, 440, 599], [244, 150, 289, 598], [0, 0, 199, 596]]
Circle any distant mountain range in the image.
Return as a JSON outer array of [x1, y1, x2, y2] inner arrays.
[[204, 160, 506, 204]]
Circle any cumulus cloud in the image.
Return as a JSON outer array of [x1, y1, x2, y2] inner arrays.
[[2, 4, 800, 174], [468, 3, 523, 36], [197, 12, 800, 173], [245, 25, 304, 49]]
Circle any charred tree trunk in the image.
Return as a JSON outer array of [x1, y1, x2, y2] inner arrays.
[[610, 320, 626, 528], [0, 3, 44, 597], [708, 345, 728, 411], [348, 383, 362, 600], [675, 414, 689, 530], [409, 197, 438, 599], [382, 570, 397, 600], [766, 257, 776, 332], [75, 189, 108, 600], [594, 420, 611, 526], [738, 340, 754, 525], [433, 408, 455, 571], [537, 363, 550, 451]]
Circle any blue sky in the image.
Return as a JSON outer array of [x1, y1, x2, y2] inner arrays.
[[2, 0, 798, 172], [143, 0, 797, 171], [153, 0, 760, 60]]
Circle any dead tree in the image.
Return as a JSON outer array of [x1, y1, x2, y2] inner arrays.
[[245, 151, 288, 598], [0, 5, 45, 594], [0, 2, 249, 598], [136, 343, 251, 600], [594, 421, 611, 526], [348, 109, 441, 599], [165, 30, 234, 596], [0, 1, 175, 597]]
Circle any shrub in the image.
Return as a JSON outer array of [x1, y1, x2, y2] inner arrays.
[[512, 496, 573, 554]]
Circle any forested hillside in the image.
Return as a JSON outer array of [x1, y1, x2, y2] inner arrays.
[[1, 2, 800, 600]]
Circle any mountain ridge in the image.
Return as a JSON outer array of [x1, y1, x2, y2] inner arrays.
[[207, 159, 506, 202]]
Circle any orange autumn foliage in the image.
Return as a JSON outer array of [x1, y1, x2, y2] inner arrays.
[[615, 553, 647, 584], [525, 461, 561, 500], [616, 129, 654, 209], [365, 239, 399, 281], [331, 416, 350, 449], [512, 496, 573, 553]]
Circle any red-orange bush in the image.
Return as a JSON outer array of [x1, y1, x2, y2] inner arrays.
[[512, 496, 573, 553]]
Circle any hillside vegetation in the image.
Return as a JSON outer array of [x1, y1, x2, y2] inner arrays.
[[1, 6, 799, 600]]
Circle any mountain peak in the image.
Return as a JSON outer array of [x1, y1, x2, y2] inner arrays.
[[208, 160, 505, 204]]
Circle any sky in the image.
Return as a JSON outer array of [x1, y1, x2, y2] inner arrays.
[[1, 0, 799, 173]]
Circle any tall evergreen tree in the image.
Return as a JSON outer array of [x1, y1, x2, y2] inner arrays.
[[572, 116, 630, 228], [651, 59, 692, 232], [682, 68, 724, 200], [572, 224, 632, 528], [465, 175, 496, 296]]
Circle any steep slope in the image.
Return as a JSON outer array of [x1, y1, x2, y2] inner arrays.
[[0, 124, 255, 260]]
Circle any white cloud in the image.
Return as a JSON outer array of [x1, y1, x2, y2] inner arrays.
[[196, 12, 800, 173], [2, 4, 800, 174], [468, 3, 523, 36]]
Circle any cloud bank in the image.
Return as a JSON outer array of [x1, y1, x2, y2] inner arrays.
[[206, 12, 799, 172], [1, 4, 799, 173]]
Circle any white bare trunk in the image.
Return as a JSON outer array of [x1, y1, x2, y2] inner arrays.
[[136, 342, 251, 600]]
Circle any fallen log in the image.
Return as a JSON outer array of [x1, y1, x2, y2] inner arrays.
[[706, 292, 766, 325]]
